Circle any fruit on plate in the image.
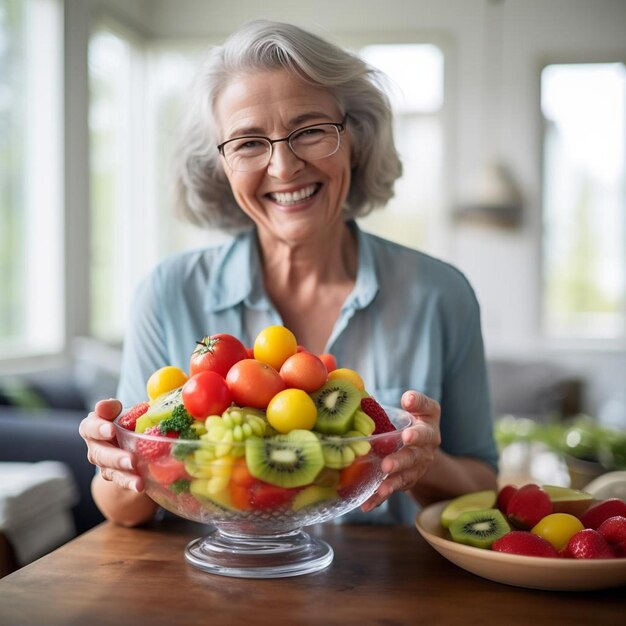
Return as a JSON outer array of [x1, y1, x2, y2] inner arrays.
[[531, 513, 584, 551], [580, 498, 626, 530], [448, 508, 510, 548], [506, 484, 552, 529], [495, 484, 518, 514], [541, 484, 594, 517], [440, 490, 497, 529], [597, 515, 626, 555], [441, 483, 626, 559], [562, 529, 616, 559], [492, 531, 559, 557]]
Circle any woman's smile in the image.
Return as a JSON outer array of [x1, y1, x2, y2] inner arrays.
[[266, 183, 322, 208]]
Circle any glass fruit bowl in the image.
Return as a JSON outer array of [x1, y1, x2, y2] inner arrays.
[[114, 405, 413, 578]]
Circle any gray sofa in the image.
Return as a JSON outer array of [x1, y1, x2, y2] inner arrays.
[[0, 367, 105, 535]]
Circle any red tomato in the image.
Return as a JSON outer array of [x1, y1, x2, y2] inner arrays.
[[225, 359, 286, 409], [280, 351, 328, 392], [189, 333, 248, 378], [182, 371, 232, 419], [318, 353, 338, 373]]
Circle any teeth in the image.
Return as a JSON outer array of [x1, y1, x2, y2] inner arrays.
[[269, 184, 318, 205]]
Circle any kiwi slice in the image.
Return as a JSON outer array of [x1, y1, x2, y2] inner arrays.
[[245, 430, 324, 488], [440, 489, 497, 528], [315, 433, 357, 469], [311, 380, 361, 435], [449, 508, 510, 549], [139, 387, 183, 430]]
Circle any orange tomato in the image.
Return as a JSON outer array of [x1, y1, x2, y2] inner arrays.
[[279, 351, 328, 392], [318, 353, 338, 373], [225, 358, 286, 409]]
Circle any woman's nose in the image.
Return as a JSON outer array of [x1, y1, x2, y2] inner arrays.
[[266, 141, 305, 180]]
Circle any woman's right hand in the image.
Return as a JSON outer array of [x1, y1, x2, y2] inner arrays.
[[79, 399, 143, 492]]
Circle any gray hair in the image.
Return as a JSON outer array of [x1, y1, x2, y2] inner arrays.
[[172, 20, 402, 233]]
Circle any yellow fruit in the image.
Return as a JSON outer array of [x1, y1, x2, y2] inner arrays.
[[531, 512, 584, 550], [266, 388, 317, 433], [253, 325, 298, 370], [327, 368, 365, 391], [146, 365, 188, 400]]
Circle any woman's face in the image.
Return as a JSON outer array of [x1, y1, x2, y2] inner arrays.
[[214, 69, 352, 245]]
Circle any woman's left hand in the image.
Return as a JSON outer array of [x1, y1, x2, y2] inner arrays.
[[361, 390, 441, 512]]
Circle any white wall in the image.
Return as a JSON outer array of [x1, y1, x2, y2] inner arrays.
[[69, 0, 626, 416]]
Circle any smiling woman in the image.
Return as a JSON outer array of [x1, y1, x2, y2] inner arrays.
[[81, 19, 498, 531]]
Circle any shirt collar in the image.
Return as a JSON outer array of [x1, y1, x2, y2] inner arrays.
[[204, 221, 379, 313]]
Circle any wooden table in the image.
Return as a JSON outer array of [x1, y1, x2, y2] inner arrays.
[[0, 519, 623, 625]]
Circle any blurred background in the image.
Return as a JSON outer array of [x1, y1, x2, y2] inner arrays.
[[0, 0, 625, 564]]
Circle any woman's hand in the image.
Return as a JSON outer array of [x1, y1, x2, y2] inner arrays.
[[79, 399, 144, 492], [361, 391, 441, 512]]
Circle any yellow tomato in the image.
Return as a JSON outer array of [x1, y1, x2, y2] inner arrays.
[[266, 388, 317, 433], [531, 513, 584, 551], [253, 325, 297, 371], [327, 367, 365, 391], [146, 365, 188, 400]]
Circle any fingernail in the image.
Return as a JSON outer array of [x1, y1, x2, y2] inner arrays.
[[99, 424, 113, 438], [120, 457, 133, 470]]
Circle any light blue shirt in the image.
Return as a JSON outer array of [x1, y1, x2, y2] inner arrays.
[[118, 222, 498, 525]]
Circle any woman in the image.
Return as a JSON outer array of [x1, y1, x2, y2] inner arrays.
[[80, 20, 498, 527]]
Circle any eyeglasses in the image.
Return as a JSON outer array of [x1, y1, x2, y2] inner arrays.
[[217, 116, 347, 172]]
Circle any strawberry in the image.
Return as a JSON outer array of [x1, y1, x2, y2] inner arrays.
[[506, 484, 552, 529], [148, 455, 189, 485], [496, 484, 518, 514], [136, 425, 178, 461], [360, 397, 395, 434], [580, 498, 626, 530], [118, 401, 149, 431], [492, 531, 558, 557], [597, 515, 626, 552], [563, 528, 615, 559]]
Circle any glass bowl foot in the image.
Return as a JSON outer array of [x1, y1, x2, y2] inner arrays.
[[184, 528, 334, 578]]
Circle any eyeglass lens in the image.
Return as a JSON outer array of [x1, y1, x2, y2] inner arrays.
[[222, 124, 341, 172]]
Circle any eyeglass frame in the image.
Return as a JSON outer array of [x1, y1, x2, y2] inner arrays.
[[216, 114, 348, 171]]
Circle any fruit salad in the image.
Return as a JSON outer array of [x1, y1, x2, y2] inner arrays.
[[114, 326, 410, 530], [439, 482, 626, 559]]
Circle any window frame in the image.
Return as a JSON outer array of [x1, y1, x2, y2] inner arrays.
[[537, 54, 626, 352]]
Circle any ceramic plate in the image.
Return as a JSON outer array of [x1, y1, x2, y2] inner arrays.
[[415, 500, 626, 591]]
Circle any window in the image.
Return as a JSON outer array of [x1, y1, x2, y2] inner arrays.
[[0, 0, 63, 359], [89, 28, 219, 343], [357, 44, 446, 255], [541, 63, 626, 341]]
